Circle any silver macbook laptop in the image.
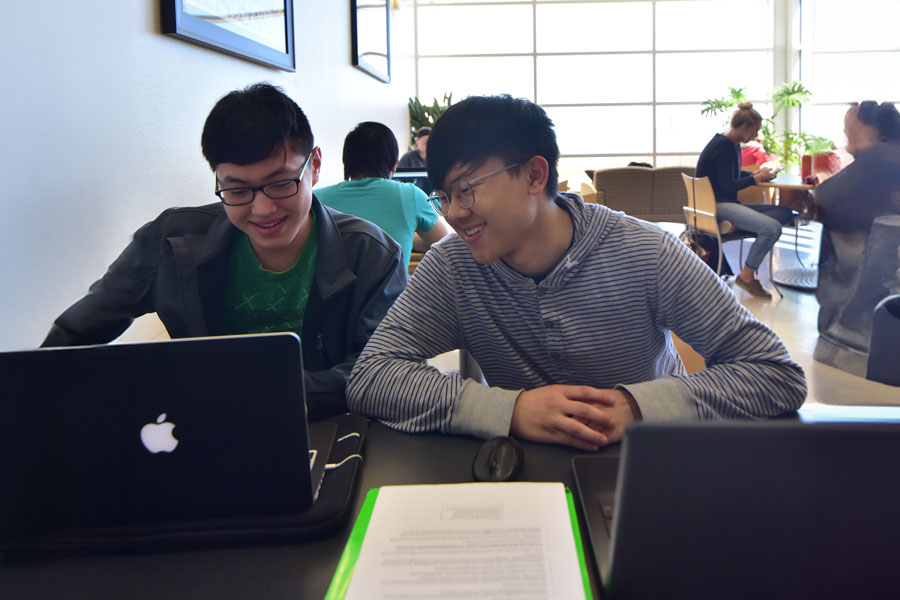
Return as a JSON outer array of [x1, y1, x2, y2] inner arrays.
[[573, 421, 900, 600], [0, 333, 337, 552]]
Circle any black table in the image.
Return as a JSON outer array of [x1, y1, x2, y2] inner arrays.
[[0, 422, 613, 599]]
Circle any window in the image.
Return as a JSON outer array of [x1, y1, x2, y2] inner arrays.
[[800, 0, 900, 149], [412, 1, 895, 183]]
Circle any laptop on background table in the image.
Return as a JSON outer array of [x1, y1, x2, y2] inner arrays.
[[392, 166, 433, 194], [392, 166, 428, 179], [0, 333, 339, 553], [573, 421, 900, 600]]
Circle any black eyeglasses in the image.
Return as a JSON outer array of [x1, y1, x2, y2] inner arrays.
[[427, 163, 519, 216], [214, 153, 312, 206]]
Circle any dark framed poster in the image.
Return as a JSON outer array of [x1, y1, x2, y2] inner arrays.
[[351, 0, 390, 83], [161, 0, 295, 71]]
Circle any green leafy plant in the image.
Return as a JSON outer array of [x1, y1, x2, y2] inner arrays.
[[407, 93, 452, 147], [700, 87, 747, 120], [700, 82, 832, 167], [802, 134, 835, 156], [771, 81, 812, 117]]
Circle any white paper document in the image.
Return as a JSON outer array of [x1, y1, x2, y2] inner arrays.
[[345, 482, 585, 600]]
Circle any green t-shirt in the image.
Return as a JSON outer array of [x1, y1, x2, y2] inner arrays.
[[221, 221, 318, 337]]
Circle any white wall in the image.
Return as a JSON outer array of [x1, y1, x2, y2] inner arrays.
[[0, 1, 415, 350]]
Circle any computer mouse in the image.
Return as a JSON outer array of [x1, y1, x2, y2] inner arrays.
[[472, 436, 524, 482]]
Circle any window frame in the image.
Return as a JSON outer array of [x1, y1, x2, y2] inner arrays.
[[412, 0, 899, 169]]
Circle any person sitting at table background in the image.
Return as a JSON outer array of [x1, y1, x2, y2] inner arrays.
[[40, 83, 407, 420], [812, 100, 900, 360], [695, 102, 795, 298], [316, 121, 450, 269], [397, 126, 430, 169], [347, 94, 807, 451]]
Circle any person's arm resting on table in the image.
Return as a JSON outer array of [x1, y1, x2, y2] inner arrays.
[[412, 187, 451, 252], [618, 232, 807, 423], [349, 250, 625, 450], [511, 385, 641, 450], [348, 234, 805, 449]]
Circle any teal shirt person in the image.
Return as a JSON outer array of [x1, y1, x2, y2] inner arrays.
[[316, 178, 439, 267]]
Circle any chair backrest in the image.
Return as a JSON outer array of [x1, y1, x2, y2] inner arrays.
[[593, 166, 697, 222], [593, 167, 654, 216], [868, 294, 900, 386], [652, 166, 695, 222], [580, 182, 598, 203], [737, 186, 773, 205], [408, 251, 425, 275], [681, 174, 719, 235], [736, 164, 773, 205]]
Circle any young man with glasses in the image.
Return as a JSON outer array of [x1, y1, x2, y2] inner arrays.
[[42, 83, 407, 420], [347, 94, 807, 450]]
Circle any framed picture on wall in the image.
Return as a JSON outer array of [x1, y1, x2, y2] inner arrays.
[[161, 0, 295, 71], [351, 0, 390, 83]]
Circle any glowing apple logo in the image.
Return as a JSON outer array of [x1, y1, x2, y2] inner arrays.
[[140, 413, 179, 453]]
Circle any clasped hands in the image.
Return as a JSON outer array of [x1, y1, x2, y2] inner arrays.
[[509, 384, 641, 451]]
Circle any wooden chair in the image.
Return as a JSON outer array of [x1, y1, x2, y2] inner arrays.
[[408, 251, 425, 276], [579, 182, 598, 203], [737, 186, 774, 205], [736, 164, 775, 205], [591, 166, 694, 223], [681, 174, 761, 277], [672, 332, 705, 374]]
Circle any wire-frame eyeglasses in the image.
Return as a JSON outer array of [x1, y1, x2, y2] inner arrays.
[[427, 163, 520, 216], [214, 153, 312, 206]]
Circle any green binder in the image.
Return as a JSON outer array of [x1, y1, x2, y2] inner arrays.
[[324, 486, 592, 600]]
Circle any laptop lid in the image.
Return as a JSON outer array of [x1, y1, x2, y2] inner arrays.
[[0, 333, 336, 550], [574, 421, 900, 600], [392, 167, 432, 194], [392, 166, 428, 177]]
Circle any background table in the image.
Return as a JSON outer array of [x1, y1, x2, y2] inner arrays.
[[757, 173, 815, 192]]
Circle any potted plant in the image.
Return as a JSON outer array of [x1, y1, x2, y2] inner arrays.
[[407, 93, 452, 148], [701, 82, 834, 173], [801, 134, 842, 181]]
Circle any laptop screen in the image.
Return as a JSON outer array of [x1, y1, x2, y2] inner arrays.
[[575, 421, 900, 599], [0, 333, 335, 550]]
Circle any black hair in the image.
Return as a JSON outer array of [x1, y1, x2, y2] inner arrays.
[[201, 83, 314, 171], [857, 101, 900, 142], [426, 95, 560, 197], [416, 126, 432, 139], [342, 121, 399, 180]]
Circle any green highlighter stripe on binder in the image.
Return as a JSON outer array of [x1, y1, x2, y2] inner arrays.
[[566, 487, 593, 600], [325, 486, 592, 600], [324, 488, 380, 600]]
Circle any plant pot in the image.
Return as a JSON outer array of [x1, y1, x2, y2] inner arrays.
[[802, 152, 842, 181], [801, 155, 812, 179]]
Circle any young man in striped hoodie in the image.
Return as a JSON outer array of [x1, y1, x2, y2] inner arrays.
[[347, 95, 806, 450]]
